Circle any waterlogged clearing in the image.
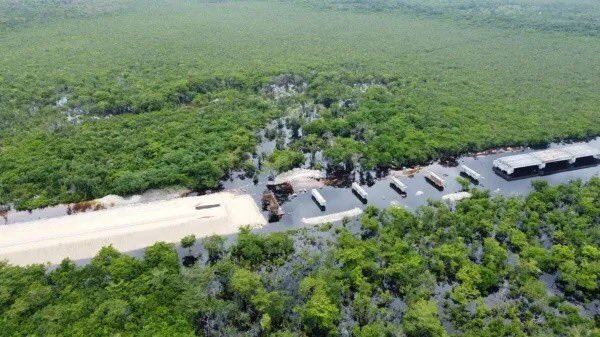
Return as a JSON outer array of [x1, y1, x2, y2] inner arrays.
[[4, 137, 599, 229], [228, 137, 600, 228]]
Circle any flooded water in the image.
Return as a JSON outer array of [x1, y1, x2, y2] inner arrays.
[[9, 117, 595, 316], [225, 136, 600, 230], [2, 124, 599, 229]]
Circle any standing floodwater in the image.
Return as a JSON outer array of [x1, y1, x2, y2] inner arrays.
[[225, 137, 600, 229], [3, 138, 599, 228]]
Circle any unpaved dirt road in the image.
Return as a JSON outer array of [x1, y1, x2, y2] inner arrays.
[[0, 192, 266, 266]]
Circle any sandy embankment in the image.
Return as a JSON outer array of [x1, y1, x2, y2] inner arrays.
[[0, 192, 266, 266]]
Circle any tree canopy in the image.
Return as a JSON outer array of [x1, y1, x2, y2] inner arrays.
[[1, 179, 598, 336]]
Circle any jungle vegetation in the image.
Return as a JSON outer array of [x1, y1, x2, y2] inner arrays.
[[0, 0, 134, 29], [1, 0, 599, 210], [300, 0, 600, 35], [1, 179, 599, 336]]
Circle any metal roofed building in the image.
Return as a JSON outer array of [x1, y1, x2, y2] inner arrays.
[[425, 171, 445, 188], [390, 176, 407, 192], [531, 148, 572, 165], [561, 144, 600, 161], [311, 189, 327, 209], [493, 153, 544, 175], [494, 144, 600, 177], [351, 182, 368, 200]]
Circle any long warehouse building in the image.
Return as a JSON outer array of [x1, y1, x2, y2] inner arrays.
[[493, 144, 600, 176], [0, 192, 266, 266]]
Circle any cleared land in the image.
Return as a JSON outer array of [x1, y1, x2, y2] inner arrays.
[[0, 192, 266, 266]]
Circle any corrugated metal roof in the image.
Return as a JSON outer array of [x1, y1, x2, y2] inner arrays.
[[561, 144, 600, 158], [494, 153, 543, 170], [532, 149, 572, 163], [311, 189, 326, 206], [493, 144, 600, 174]]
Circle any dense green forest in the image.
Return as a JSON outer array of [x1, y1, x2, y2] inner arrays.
[[0, 0, 134, 29], [1, 179, 598, 336], [1, 0, 599, 210], [1, 1, 598, 335], [301, 0, 600, 35]]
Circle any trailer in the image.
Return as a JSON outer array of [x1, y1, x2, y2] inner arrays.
[[311, 189, 327, 209], [493, 144, 600, 178], [390, 176, 407, 193], [351, 182, 368, 200], [460, 164, 481, 181], [425, 172, 445, 189]]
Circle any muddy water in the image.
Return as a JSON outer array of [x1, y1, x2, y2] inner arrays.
[[227, 137, 600, 230]]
